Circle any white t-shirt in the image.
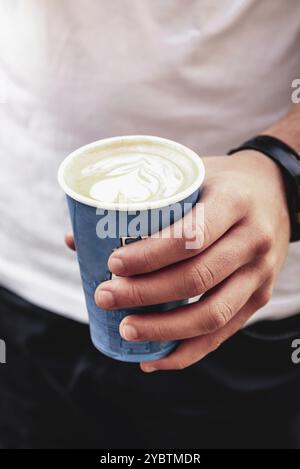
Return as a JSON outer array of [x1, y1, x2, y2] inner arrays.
[[0, 0, 299, 324]]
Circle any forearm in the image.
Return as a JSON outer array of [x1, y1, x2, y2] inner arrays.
[[263, 104, 300, 152]]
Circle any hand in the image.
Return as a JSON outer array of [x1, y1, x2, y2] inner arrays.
[[66, 150, 290, 372]]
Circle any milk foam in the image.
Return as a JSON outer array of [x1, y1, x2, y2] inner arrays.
[[64, 138, 200, 206], [87, 153, 186, 203]]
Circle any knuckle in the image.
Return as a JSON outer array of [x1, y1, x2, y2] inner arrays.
[[172, 236, 186, 254], [214, 334, 228, 350], [184, 262, 215, 296], [172, 357, 189, 370], [130, 283, 145, 306], [202, 217, 213, 248], [233, 190, 249, 213], [257, 254, 277, 282], [263, 253, 277, 274], [253, 286, 273, 309], [206, 334, 224, 353], [205, 301, 233, 332], [153, 322, 170, 341], [141, 246, 155, 272], [184, 210, 205, 249], [255, 227, 274, 255]]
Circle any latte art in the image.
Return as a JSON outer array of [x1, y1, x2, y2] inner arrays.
[[62, 136, 204, 209], [85, 154, 185, 203]]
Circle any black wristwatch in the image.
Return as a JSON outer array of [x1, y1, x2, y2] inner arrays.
[[228, 135, 300, 242]]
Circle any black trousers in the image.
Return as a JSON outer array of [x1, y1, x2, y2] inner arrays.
[[0, 286, 300, 449]]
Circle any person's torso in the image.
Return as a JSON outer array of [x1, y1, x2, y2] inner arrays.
[[0, 0, 299, 322]]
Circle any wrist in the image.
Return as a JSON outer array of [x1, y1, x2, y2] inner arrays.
[[228, 136, 300, 242], [230, 149, 289, 195]]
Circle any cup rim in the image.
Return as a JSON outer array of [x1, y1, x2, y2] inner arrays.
[[57, 135, 205, 211]]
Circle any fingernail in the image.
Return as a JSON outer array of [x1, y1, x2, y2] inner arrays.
[[142, 366, 157, 373], [96, 289, 115, 309], [108, 255, 125, 275], [120, 322, 139, 341]]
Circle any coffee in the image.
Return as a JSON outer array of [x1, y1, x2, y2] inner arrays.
[[64, 138, 199, 206]]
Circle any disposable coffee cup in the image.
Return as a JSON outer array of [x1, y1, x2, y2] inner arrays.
[[58, 135, 205, 362]]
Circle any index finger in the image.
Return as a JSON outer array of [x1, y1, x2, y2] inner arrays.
[[65, 232, 76, 251], [108, 181, 247, 276]]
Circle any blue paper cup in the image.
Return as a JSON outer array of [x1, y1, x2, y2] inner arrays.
[[58, 136, 205, 362]]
